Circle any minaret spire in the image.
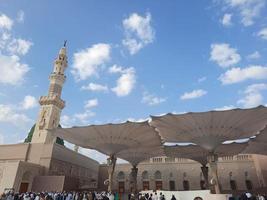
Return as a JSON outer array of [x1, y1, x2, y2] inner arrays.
[[31, 43, 68, 144]]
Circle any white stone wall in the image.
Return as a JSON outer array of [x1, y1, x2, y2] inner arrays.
[[112, 155, 264, 192]]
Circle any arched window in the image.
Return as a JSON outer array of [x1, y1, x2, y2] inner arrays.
[[245, 180, 253, 190], [183, 180, 190, 190], [117, 171, 125, 180], [230, 180, 237, 190], [169, 180, 175, 191], [142, 171, 149, 180], [154, 171, 162, 180]]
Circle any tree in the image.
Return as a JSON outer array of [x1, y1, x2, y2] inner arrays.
[[24, 124, 64, 146], [24, 124, 35, 143]]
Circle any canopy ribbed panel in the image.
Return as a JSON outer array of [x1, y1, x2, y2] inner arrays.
[[164, 143, 248, 165], [151, 106, 267, 151], [54, 121, 162, 155], [243, 126, 267, 155], [117, 146, 164, 166]]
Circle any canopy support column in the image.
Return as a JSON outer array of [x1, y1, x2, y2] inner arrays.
[[131, 165, 138, 196], [107, 155, 117, 192], [201, 164, 209, 190], [208, 154, 221, 194]]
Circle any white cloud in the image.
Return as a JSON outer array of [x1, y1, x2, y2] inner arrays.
[[0, 32, 11, 49], [16, 10, 24, 23], [258, 27, 267, 40], [210, 43, 241, 68], [61, 98, 99, 127], [7, 38, 33, 55], [247, 51, 261, 59], [198, 76, 207, 83], [109, 65, 124, 73], [74, 110, 95, 124], [60, 115, 74, 128], [244, 83, 267, 93], [0, 54, 30, 85], [0, 104, 32, 128], [221, 13, 233, 26], [110, 65, 136, 97], [237, 83, 267, 108], [225, 0, 265, 26], [71, 43, 111, 81], [81, 83, 108, 92], [142, 92, 166, 106], [214, 105, 235, 111], [122, 12, 155, 55], [20, 95, 38, 110], [84, 98, 98, 109], [180, 89, 207, 100], [0, 14, 13, 30], [0, 13, 32, 86], [219, 65, 267, 84]]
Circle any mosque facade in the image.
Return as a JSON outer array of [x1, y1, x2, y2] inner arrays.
[[0, 45, 267, 194], [0, 44, 99, 193], [106, 154, 267, 194]]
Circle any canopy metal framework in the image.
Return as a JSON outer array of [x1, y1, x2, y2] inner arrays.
[[52, 106, 267, 194], [164, 142, 248, 191], [150, 106, 267, 193], [117, 146, 164, 194], [53, 121, 162, 192]]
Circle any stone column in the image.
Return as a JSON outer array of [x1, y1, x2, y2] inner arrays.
[[107, 155, 117, 192], [207, 154, 221, 194], [201, 164, 209, 189], [131, 165, 138, 195]]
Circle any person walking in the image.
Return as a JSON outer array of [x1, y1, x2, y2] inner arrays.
[[170, 195, 176, 200]]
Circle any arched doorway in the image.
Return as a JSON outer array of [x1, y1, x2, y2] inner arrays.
[[245, 171, 253, 190], [117, 171, 125, 193], [142, 171, 149, 191], [245, 180, 253, 190], [154, 171, 162, 190], [229, 172, 237, 191], [19, 171, 32, 193], [169, 173, 175, 191], [183, 172, 190, 191]]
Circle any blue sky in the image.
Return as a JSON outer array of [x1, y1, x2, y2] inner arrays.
[[0, 0, 267, 162]]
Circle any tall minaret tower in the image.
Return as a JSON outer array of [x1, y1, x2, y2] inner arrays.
[[32, 42, 68, 144]]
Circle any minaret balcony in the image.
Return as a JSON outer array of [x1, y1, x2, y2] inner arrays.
[[39, 95, 65, 109], [49, 73, 66, 82]]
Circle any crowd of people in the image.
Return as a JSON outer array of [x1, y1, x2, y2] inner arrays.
[[0, 191, 266, 200], [0, 191, 116, 200]]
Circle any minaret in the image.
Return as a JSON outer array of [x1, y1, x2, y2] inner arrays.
[[31, 42, 68, 144]]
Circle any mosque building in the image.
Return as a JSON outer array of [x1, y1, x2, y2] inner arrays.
[[0, 44, 266, 194]]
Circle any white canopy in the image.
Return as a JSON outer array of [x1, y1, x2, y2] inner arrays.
[[164, 142, 248, 165], [117, 146, 164, 166], [150, 106, 267, 151], [53, 121, 162, 155]]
